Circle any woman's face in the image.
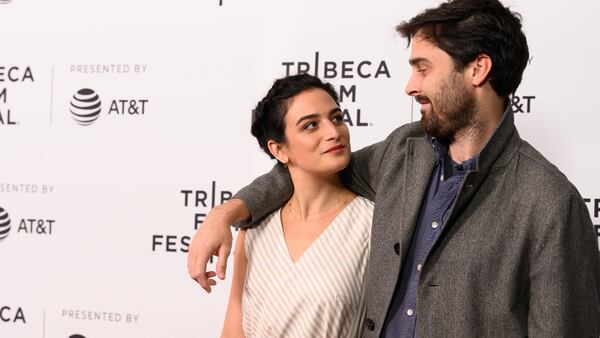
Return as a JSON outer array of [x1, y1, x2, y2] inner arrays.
[[277, 88, 351, 176]]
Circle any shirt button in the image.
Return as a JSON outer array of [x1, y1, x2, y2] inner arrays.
[[417, 264, 422, 272], [407, 309, 414, 316], [394, 242, 400, 255], [431, 220, 439, 229], [365, 318, 375, 331]]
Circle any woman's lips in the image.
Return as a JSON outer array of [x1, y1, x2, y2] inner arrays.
[[323, 145, 346, 154]]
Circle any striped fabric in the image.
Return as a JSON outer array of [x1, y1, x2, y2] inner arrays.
[[242, 196, 374, 338]]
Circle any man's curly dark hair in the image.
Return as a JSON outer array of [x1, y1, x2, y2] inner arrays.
[[397, 0, 529, 99]]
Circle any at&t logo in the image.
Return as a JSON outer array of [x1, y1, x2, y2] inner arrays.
[[0, 205, 55, 240], [0, 207, 10, 240], [510, 94, 536, 113], [69, 88, 149, 126], [70, 88, 101, 126]]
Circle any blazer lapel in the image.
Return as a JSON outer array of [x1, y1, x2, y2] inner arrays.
[[399, 137, 436, 258]]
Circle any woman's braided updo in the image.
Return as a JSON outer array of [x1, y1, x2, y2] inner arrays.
[[250, 74, 339, 161]]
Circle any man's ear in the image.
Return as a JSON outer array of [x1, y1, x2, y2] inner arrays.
[[470, 53, 493, 87], [267, 140, 289, 165]]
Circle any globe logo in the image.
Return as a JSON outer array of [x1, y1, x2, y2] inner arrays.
[[70, 88, 102, 126], [0, 207, 10, 240]]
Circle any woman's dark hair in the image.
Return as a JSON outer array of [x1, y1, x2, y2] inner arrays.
[[251, 74, 339, 160], [397, 0, 529, 98]]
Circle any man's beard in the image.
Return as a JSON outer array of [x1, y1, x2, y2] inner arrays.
[[418, 72, 478, 143]]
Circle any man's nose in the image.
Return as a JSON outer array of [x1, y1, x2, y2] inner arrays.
[[405, 73, 420, 97]]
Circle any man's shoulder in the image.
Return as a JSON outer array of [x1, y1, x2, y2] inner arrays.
[[363, 121, 428, 165], [512, 140, 580, 200], [389, 120, 424, 139], [372, 121, 427, 155]]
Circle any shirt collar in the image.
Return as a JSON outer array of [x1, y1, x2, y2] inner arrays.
[[428, 137, 478, 174], [429, 137, 448, 160]]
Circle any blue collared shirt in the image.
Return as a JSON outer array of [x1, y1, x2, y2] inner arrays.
[[382, 138, 478, 338]]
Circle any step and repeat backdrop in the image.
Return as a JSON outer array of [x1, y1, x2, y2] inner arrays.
[[1, 0, 599, 337]]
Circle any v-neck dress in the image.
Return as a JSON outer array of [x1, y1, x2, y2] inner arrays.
[[242, 196, 374, 337]]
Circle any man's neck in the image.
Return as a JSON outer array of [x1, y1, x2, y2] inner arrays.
[[449, 97, 506, 164]]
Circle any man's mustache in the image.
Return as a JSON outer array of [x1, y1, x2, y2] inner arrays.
[[415, 95, 431, 105]]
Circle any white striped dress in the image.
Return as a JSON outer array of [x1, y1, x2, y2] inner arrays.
[[242, 196, 374, 338]]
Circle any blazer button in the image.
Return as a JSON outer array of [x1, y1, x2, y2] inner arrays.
[[365, 318, 375, 331], [394, 242, 400, 255]]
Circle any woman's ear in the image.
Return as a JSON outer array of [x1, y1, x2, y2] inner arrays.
[[267, 140, 289, 166]]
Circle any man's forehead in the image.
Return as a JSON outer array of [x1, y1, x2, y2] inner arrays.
[[408, 36, 449, 64], [410, 35, 438, 54]]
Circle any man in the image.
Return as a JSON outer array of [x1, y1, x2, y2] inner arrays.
[[188, 0, 600, 336]]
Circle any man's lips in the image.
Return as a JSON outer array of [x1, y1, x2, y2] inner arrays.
[[323, 145, 346, 154], [415, 96, 431, 105]]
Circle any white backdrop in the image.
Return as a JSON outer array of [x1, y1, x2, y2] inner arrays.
[[1, 0, 599, 337]]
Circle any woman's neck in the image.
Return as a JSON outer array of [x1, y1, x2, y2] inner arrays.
[[286, 170, 354, 222]]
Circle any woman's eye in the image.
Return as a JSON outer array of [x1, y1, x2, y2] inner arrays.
[[303, 121, 317, 130], [332, 115, 344, 124]]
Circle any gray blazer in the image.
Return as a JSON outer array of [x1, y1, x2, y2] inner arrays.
[[234, 109, 600, 337]]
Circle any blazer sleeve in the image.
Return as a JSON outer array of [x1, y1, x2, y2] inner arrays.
[[340, 135, 395, 202], [232, 132, 397, 229], [232, 163, 293, 229], [528, 193, 600, 337]]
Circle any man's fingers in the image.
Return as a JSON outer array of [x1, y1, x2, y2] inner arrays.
[[192, 251, 211, 291], [188, 251, 198, 279], [216, 245, 229, 280], [197, 279, 211, 293], [195, 275, 217, 292], [187, 244, 196, 276], [186, 203, 237, 291]]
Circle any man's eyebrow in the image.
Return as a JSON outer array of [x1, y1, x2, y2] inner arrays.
[[295, 107, 342, 126], [409, 57, 431, 66]]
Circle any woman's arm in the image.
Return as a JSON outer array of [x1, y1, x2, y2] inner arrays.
[[220, 230, 247, 338]]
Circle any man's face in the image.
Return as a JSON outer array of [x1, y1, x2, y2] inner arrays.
[[405, 35, 477, 141]]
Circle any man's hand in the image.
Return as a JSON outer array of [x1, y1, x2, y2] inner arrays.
[[187, 199, 250, 293]]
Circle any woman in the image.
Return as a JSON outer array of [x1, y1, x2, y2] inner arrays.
[[221, 74, 373, 337]]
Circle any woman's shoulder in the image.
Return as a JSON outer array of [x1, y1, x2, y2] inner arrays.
[[244, 209, 282, 254], [245, 208, 281, 237], [351, 195, 374, 211], [342, 195, 374, 226], [334, 195, 373, 236]]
